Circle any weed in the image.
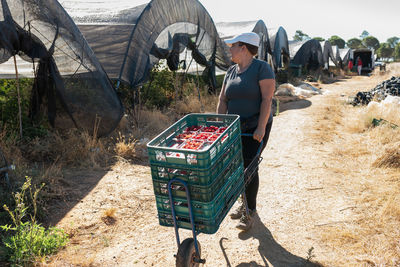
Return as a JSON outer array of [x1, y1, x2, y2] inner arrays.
[[102, 208, 116, 219], [306, 246, 315, 261], [0, 177, 68, 265], [101, 208, 117, 226], [114, 132, 140, 160], [101, 236, 110, 247]]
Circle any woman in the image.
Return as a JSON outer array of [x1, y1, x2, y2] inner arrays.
[[217, 32, 275, 231]]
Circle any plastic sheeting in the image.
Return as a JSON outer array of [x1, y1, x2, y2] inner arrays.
[[329, 45, 341, 67], [216, 20, 271, 62], [320, 41, 337, 68], [269, 26, 289, 71], [64, 0, 232, 89], [339, 48, 353, 67], [289, 39, 323, 70], [0, 0, 123, 136], [352, 76, 400, 105]]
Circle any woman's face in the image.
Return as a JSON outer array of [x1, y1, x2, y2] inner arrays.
[[229, 42, 243, 63]]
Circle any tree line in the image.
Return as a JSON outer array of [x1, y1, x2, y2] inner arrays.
[[293, 30, 400, 60]]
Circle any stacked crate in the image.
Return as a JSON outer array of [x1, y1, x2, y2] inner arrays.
[[147, 113, 244, 234]]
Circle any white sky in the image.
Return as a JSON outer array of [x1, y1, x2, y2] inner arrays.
[[198, 0, 400, 43], [60, 0, 400, 43]]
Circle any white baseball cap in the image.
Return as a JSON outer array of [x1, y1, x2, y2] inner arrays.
[[225, 32, 260, 47]]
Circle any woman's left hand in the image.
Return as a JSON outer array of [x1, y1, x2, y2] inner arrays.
[[253, 126, 265, 142]]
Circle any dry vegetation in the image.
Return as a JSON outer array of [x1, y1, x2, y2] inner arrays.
[[311, 74, 400, 265], [2, 64, 400, 266]]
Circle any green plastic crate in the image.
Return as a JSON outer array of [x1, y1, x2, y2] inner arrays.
[[150, 135, 242, 186], [152, 148, 243, 202], [157, 169, 244, 234], [155, 164, 244, 219], [147, 113, 241, 168]]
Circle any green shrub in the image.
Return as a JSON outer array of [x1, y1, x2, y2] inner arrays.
[[116, 63, 220, 110], [140, 63, 176, 109], [0, 78, 49, 139], [1, 177, 68, 265]]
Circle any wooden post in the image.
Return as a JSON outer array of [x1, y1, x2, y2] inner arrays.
[[13, 55, 23, 139]]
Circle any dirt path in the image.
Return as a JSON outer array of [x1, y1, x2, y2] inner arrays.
[[48, 69, 395, 266]]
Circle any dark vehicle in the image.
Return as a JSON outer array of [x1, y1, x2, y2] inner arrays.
[[375, 61, 386, 71], [353, 48, 375, 73]]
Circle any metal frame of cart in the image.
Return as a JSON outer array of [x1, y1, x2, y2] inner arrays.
[[168, 133, 263, 266]]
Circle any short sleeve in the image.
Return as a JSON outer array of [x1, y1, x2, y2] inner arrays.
[[258, 61, 275, 81], [222, 65, 235, 87]]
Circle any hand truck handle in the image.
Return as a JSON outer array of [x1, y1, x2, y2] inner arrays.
[[241, 133, 263, 157]]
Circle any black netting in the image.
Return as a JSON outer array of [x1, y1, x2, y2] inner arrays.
[[339, 48, 353, 67], [331, 45, 341, 67], [0, 0, 123, 136], [215, 20, 271, 63], [121, 0, 231, 88], [269, 26, 289, 70], [251, 20, 271, 62], [320, 40, 337, 68], [289, 39, 323, 70], [72, 0, 231, 89]]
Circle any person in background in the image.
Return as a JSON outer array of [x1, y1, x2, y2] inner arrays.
[[357, 56, 363, 75], [347, 59, 353, 73], [217, 32, 275, 231]]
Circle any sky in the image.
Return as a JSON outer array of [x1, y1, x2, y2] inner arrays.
[[198, 0, 400, 43], [60, 0, 400, 43]]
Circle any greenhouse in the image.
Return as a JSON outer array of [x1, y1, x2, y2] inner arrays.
[[320, 41, 337, 69], [216, 20, 271, 63], [339, 48, 354, 67], [268, 26, 290, 71], [65, 0, 232, 89], [0, 0, 123, 136], [329, 45, 342, 68], [289, 39, 323, 70]]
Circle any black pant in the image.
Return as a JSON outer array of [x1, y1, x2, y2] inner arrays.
[[241, 119, 273, 211]]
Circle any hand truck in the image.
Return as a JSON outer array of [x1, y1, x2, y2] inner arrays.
[[168, 133, 263, 266]]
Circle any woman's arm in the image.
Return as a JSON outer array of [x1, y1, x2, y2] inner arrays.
[[253, 78, 275, 142], [216, 83, 228, 114]]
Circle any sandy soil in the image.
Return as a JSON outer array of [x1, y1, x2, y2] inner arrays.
[[46, 67, 397, 266]]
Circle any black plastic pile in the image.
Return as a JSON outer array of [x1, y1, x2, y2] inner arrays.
[[352, 76, 400, 105]]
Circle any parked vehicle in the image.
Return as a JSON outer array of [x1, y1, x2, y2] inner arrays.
[[353, 48, 375, 73], [375, 61, 386, 71]]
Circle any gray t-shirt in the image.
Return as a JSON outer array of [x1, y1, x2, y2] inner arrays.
[[223, 59, 275, 123]]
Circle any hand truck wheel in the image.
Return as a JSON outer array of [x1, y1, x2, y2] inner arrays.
[[176, 238, 203, 267]]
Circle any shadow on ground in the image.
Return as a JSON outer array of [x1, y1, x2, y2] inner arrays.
[[42, 156, 150, 227], [273, 97, 312, 115], [219, 214, 323, 267], [43, 168, 110, 226]]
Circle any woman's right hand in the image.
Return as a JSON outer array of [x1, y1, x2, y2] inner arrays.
[[253, 126, 265, 142]]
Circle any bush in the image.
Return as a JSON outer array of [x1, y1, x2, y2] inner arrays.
[[140, 63, 176, 109], [118, 62, 217, 111], [0, 78, 49, 139], [1, 177, 68, 265]]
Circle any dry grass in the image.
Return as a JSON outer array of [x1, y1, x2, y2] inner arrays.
[[113, 132, 144, 161], [315, 82, 400, 265], [321, 171, 400, 265], [312, 97, 344, 142], [129, 108, 173, 139], [174, 91, 219, 114], [101, 208, 117, 226], [22, 129, 108, 168], [373, 141, 400, 169], [0, 127, 27, 172], [0, 85, 217, 208]]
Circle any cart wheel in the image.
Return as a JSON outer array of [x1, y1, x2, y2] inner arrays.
[[176, 238, 201, 267]]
